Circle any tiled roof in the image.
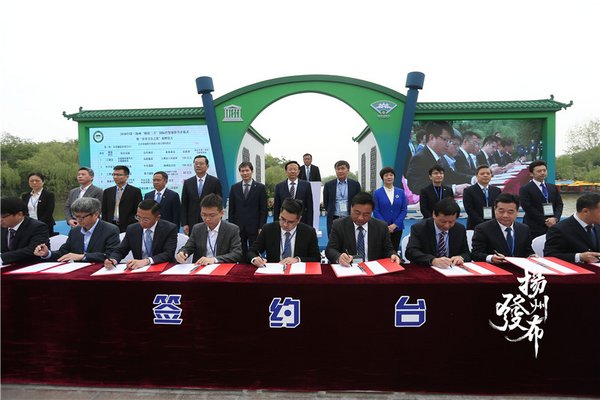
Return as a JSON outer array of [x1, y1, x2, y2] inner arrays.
[[63, 107, 205, 121], [415, 98, 572, 114]]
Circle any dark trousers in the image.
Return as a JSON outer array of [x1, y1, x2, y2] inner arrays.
[[391, 230, 402, 255]]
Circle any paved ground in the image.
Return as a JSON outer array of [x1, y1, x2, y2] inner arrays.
[[1, 385, 597, 400]]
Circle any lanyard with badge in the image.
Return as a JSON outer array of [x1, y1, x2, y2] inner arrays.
[[280, 230, 297, 257], [337, 181, 348, 213], [207, 231, 218, 258], [482, 187, 493, 220], [540, 183, 554, 216], [434, 186, 443, 201]]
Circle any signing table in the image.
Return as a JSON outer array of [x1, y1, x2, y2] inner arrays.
[[2, 261, 599, 395]]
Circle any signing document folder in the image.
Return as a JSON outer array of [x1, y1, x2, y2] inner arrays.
[[92, 262, 168, 276], [504, 257, 594, 275], [254, 262, 322, 275], [7, 262, 90, 274], [431, 262, 511, 277], [331, 258, 404, 278], [161, 263, 235, 276]]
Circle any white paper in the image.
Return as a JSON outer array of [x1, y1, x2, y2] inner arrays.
[[40, 262, 91, 274], [160, 263, 197, 275], [462, 262, 495, 275], [431, 265, 474, 276], [194, 263, 220, 275], [91, 264, 128, 276], [290, 262, 310, 274], [255, 263, 286, 275], [8, 262, 64, 274], [504, 257, 559, 275], [590, 262, 600, 268], [363, 260, 388, 275], [532, 258, 578, 275], [331, 263, 367, 277]]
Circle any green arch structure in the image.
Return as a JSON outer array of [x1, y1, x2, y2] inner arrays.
[[211, 75, 408, 197]]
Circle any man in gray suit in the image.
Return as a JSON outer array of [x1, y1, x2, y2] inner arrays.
[[64, 167, 104, 228], [35, 197, 120, 263], [175, 194, 242, 265], [325, 192, 401, 266]]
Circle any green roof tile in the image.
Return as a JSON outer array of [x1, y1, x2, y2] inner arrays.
[[63, 107, 205, 121], [415, 98, 572, 114]]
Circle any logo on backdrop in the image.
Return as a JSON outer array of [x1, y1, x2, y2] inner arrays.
[[269, 297, 300, 328], [223, 104, 243, 122], [370, 100, 397, 119], [92, 130, 104, 143], [489, 270, 549, 358], [395, 296, 426, 327], [153, 294, 183, 325]]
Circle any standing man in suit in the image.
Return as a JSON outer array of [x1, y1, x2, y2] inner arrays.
[[322, 160, 361, 236], [34, 198, 120, 263], [326, 192, 400, 266], [101, 165, 143, 233], [406, 198, 471, 267], [1, 197, 49, 265], [65, 167, 103, 228], [144, 171, 181, 227], [471, 193, 534, 262], [455, 131, 481, 176], [419, 165, 454, 219], [298, 153, 322, 182], [519, 160, 564, 239], [247, 198, 320, 266], [104, 199, 177, 269], [462, 165, 502, 230], [21, 172, 56, 236], [175, 194, 242, 265], [476, 136, 504, 174], [181, 155, 223, 235], [544, 193, 600, 263], [228, 161, 267, 256], [273, 161, 313, 226]]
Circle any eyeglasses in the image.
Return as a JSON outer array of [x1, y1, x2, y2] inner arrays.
[[135, 215, 154, 223], [201, 212, 220, 220], [279, 216, 299, 226], [439, 136, 452, 143], [74, 213, 93, 221]]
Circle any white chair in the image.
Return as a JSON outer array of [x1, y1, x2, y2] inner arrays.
[[466, 230, 474, 252], [118, 232, 134, 262], [531, 234, 546, 257], [401, 234, 411, 263], [176, 233, 191, 262], [49, 234, 68, 251]]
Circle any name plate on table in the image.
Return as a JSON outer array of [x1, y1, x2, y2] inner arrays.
[[504, 257, 594, 275], [255, 262, 322, 275]]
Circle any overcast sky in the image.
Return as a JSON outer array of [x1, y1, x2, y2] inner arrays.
[[1, 0, 598, 175]]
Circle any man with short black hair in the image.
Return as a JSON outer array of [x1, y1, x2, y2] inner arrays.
[[298, 153, 322, 182], [101, 165, 143, 233], [476, 136, 503, 174], [65, 167, 104, 228], [544, 193, 600, 263], [144, 171, 181, 226], [247, 198, 320, 266], [322, 160, 361, 236], [105, 199, 178, 270], [455, 131, 481, 176], [406, 198, 470, 267], [419, 165, 454, 219], [462, 165, 502, 230], [273, 161, 313, 226], [1, 197, 49, 265]]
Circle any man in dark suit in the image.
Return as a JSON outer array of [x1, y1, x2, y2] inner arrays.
[[326, 192, 400, 266], [544, 193, 600, 264], [34, 198, 120, 263], [228, 161, 267, 256], [406, 198, 471, 267], [298, 153, 322, 182], [175, 194, 242, 265], [1, 197, 49, 265], [64, 167, 104, 228], [322, 160, 361, 236], [406, 121, 471, 196], [273, 161, 313, 226], [471, 193, 535, 262], [519, 160, 564, 239], [455, 131, 481, 176], [419, 165, 454, 219], [181, 155, 223, 236], [498, 138, 516, 168], [144, 171, 181, 227], [101, 165, 143, 233], [462, 165, 502, 230], [248, 198, 320, 266], [105, 199, 177, 270], [476, 136, 503, 175]]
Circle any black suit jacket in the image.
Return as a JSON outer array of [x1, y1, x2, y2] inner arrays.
[[181, 174, 222, 227], [21, 190, 56, 234], [246, 222, 320, 263], [51, 219, 120, 263], [462, 184, 502, 229], [454, 149, 476, 176], [144, 188, 181, 227], [298, 164, 321, 181], [228, 180, 267, 234], [322, 178, 361, 235], [405, 218, 471, 265], [519, 180, 563, 237], [471, 220, 534, 261], [419, 184, 454, 219], [476, 150, 498, 167], [407, 147, 470, 194], [110, 219, 177, 264], [1, 217, 49, 264], [544, 216, 600, 263], [101, 184, 143, 233], [325, 216, 394, 263], [273, 180, 313, 226]]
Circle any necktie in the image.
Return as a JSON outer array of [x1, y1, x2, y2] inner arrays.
[[289, 182, 296, 199], [144, 229, 153, 257], [155, 191, 162, 203], [437, 231, 447, 257], [243, 183, 250, 198], [483, 187, 489, 206], [356, 226, 365, 260], [506, 227, 514, 256], [282, 232, 292, 258], [114, 187, 123, 221], [469, 154, 476, 170], [197, 178, 204, 197], [540, 182, 548, 200], [306, 166, 310, 179], [586, 225, 598, 251], [8, 228, 16, 250]]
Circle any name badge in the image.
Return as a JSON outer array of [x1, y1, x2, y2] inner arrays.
[[339, 201, 348, 213], [543, 203, 554, 216], [483, 207, 493, 220]]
